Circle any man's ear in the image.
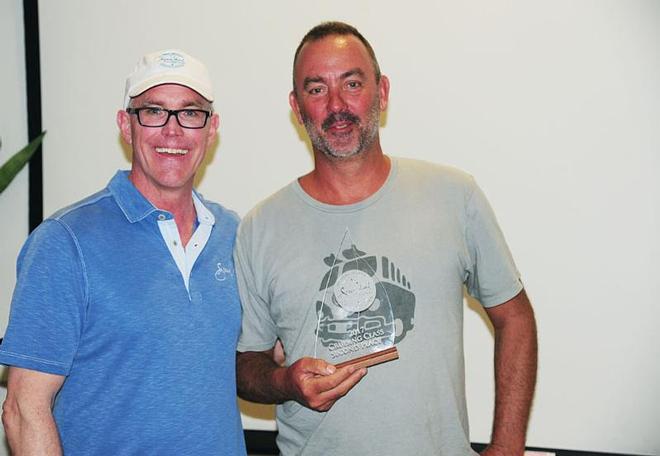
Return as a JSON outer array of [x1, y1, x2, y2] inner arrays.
[[378, 75, 390, 112], [207, 112, 220, 143], [289, 91, 304, 125], [116, 110, 132, 145]]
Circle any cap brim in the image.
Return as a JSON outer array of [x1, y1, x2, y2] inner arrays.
[[126, 75, 213, 106]]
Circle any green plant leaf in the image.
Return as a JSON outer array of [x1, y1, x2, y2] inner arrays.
[[0, 131, 46, 194]]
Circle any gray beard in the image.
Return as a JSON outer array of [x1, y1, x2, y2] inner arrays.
[[303, 99, 381, 160]]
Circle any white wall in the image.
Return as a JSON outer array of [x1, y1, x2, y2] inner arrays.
[[1, 2, 29, 322], [0, 1, 28, 454], [1, 0, 658, 454]]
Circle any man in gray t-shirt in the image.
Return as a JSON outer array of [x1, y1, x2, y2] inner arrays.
[[236, 21, 537, 456]]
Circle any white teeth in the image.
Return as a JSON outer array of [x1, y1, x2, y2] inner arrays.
[[156, 147, 188, 155]]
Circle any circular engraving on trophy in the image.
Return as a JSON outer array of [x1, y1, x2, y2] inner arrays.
[[333, 270, 376, 313]]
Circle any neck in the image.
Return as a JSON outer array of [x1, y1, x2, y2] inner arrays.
[[129, 173, 197, 245], [299, 146, 391, 205]]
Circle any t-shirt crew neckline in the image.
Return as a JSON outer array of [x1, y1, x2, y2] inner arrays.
[[291, 156, 399, 214]]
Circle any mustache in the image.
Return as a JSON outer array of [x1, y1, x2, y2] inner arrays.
[[322, 111, 360, 131]]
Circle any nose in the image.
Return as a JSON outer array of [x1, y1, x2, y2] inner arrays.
[[161, 112, 184, 136], [327, 87, 347, 113]]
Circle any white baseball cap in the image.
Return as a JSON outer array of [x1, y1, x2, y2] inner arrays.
[[123, 49, 214, 108]]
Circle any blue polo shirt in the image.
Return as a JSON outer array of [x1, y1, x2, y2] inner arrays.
[[0, 171, 247, 455]]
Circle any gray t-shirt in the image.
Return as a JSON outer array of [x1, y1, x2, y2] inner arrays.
[[236, 157, 522, 455]]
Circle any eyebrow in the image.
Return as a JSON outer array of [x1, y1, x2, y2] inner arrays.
[[340, 68, 366, 80], [302, 76, 325, 90]]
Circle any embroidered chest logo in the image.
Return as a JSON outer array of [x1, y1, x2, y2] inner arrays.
[[215, 262, 233, 282]]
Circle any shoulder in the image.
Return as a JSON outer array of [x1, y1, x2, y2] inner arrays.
[[201, 197, 240, 226], [26, 187, 116, 248], [193, 194, 241, 244], [49, 187, 115, 226], [393, 156, 477, 196], [16, 217, 87, 278], [395, 156, 473, 182], [238, 182, 298, 231]]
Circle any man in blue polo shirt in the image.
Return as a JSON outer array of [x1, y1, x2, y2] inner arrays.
[[0, 50, 246, 455]]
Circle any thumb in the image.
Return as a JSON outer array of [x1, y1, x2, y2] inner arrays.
[[300, 357, 336, 376]]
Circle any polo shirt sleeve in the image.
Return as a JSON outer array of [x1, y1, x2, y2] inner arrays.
[[234, 222, 278, 353], [464, 178, 523, 308], [0, 219, 86, 376]]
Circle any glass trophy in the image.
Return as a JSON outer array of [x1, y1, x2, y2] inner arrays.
[[313, 229, 399, 369]]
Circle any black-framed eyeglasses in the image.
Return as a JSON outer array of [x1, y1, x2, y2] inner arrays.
[[126, 107, 212, 129]]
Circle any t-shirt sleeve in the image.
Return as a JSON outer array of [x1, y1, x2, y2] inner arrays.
[[464, 179, 523, 308], [234, 223, 278, 352], [0, 219, 86, 375]]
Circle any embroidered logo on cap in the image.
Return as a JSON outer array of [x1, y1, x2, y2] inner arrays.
[[159, 52, 185, 68]]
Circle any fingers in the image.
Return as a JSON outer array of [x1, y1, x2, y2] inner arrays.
[[288, 360, 367, 411], [272, 339, 286, 366], [316, 366, 367, 411], [299, 357, 337, 376], [322, 365, 367, 403], [314, 364, 365, 392]]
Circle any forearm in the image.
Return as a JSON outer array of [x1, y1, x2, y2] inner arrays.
[[489, 296, 538, 454], [236, 350, 291, 404], [3, 367, 65, 456], [3, 397, 62, 455]]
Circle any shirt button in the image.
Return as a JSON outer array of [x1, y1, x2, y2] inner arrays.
[[158, 214, 166, 221]]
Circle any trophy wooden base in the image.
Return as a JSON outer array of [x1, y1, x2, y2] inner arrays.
[[335, 346, 399, 370]]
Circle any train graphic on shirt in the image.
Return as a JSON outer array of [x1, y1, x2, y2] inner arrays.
[[314, 243, 416, 358]]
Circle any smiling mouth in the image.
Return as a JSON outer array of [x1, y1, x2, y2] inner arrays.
[[329, 122, 351, 131], [324, 119, 357, 137], [322, 112, 360, 132], [155, 147, 188, 155]]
